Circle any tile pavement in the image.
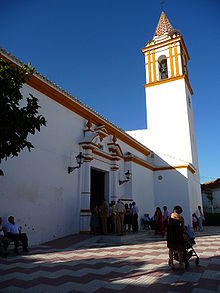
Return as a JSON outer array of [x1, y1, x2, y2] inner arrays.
[[0, 227, 220, 292]]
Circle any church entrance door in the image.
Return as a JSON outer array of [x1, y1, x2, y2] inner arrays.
[[90, 168, 108, 207]]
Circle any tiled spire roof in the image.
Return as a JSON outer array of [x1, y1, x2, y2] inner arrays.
[[154, 11, 174, 37]]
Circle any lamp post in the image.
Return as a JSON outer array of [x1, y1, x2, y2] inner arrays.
[[68, 152, 85, 174], [119, 170, 132, 185]]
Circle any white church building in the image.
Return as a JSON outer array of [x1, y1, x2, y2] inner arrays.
[[0, 11, 202, 245]]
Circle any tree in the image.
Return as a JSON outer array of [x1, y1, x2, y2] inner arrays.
[[205, 189, 214, 214], [0, 58, 46, 174]]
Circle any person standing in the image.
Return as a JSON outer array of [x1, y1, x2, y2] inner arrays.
[[107, 203, 112, 233], [111, 201, 116, 233], [167, 205, 186, 270], [154, 207, 165, 237], [100, 199, 109, 235], [115, 199, 125, 235], [163, 206, 170, 229], [90, 202, 100, 235], [196, 205, 205, 232], [124, 203, 132, 232], [192, 213, 198, 232], [132, 202, 139, 232], [129, 203, 133, 230]]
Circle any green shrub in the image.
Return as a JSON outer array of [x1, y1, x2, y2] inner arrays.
[[204, 212, 220, 226]]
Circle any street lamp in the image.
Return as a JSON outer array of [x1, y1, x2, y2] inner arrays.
[[119, 170, 132, 185], [68, 152, 85, 174]]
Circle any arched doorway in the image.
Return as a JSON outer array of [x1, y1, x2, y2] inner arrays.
[[90, 168, 109, 206]]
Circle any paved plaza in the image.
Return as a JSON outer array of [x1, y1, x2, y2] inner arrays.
[[0, 227, 220, 292]]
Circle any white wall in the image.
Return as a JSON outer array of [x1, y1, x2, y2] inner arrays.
[[0, 84, 86, 245], [0, 83, 157, 245], [187, 170, 203, 224], [184, 83, 199, 170], [130, 163, 155, 221], [153, 168, 191, 225], [145, 79, 193, 166]]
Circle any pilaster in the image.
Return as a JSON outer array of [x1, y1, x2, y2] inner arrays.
[[80, 159, 91, 233], [110, 165, 119, 202]]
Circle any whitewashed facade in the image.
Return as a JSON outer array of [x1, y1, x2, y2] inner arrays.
[[0, 11, 202, 245]]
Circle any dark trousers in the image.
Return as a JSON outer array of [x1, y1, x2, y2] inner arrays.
[[132, 214, 138, 232], [7, 233, 28, 250], [0, 236, 10, 255]]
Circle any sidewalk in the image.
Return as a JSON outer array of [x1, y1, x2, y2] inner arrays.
[[0, 227, 220, 292]]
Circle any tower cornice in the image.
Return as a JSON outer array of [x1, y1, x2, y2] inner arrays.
[[141, 36, 190, 61], [144, 74, 193, 95]]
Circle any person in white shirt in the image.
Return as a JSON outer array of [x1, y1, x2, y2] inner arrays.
[[5, 216, 29, 254], [132, 202, 139, 232]]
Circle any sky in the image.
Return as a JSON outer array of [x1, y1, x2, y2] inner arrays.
[[0, 0, 219, 183]]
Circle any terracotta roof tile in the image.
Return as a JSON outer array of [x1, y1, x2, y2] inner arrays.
[[154, 11, 174, 37], [201, 178, 220, 190]]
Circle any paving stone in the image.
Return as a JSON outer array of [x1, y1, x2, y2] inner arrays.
[[179, 272, 202, 282], [202, 269, 220, 280], [1, 226, 220, 292], [192, 289, 216, 293]]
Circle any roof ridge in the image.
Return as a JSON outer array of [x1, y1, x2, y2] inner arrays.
[[0, 47, 151, 154], [0, 47, 123, 130]]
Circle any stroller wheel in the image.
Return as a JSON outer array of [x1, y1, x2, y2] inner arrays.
[[185, 261, 189, 269], [195, 258, 199, 266]]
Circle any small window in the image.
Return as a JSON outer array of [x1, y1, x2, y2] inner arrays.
[[158, 55, 168, 80]]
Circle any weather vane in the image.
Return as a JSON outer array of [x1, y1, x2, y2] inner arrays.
[[161, 0, 165, 11]]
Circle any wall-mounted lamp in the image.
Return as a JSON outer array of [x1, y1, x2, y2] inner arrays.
[[119, 170, 132, 185], [68, 152, 85, 174]]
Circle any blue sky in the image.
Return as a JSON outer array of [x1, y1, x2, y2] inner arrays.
[[0, 0, 219, 183]]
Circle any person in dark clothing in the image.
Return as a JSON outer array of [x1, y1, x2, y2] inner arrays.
[[167, 206, 186, 270], [124, 204, 132, 232], [131, 202, 139, 232], [154, 207, 165, 236], [90, 202, 100, 235]]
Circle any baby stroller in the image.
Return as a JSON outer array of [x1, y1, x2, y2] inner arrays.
[[169, 225, 199, 269]]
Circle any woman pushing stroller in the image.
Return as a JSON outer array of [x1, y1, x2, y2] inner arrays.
[[167, 205, 186, 270]]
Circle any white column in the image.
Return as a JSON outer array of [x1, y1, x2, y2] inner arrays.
[[110, 166, 119, 202], [80, 159, 91, 233]]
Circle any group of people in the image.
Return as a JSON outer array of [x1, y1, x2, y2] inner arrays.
[[142, 205, 205, 236], [142, 206, 170, 237], [90, 199, 139, 235], [0, 216, 29, 257]]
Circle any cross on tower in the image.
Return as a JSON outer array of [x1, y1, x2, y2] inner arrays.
[[161, 0, 164, 11]]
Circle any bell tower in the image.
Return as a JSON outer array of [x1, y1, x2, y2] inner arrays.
[[127, 10, 202, 225], [141, 10, 198, 170]]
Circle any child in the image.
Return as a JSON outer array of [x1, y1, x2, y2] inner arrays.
[[192, 213, 198, 232]]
